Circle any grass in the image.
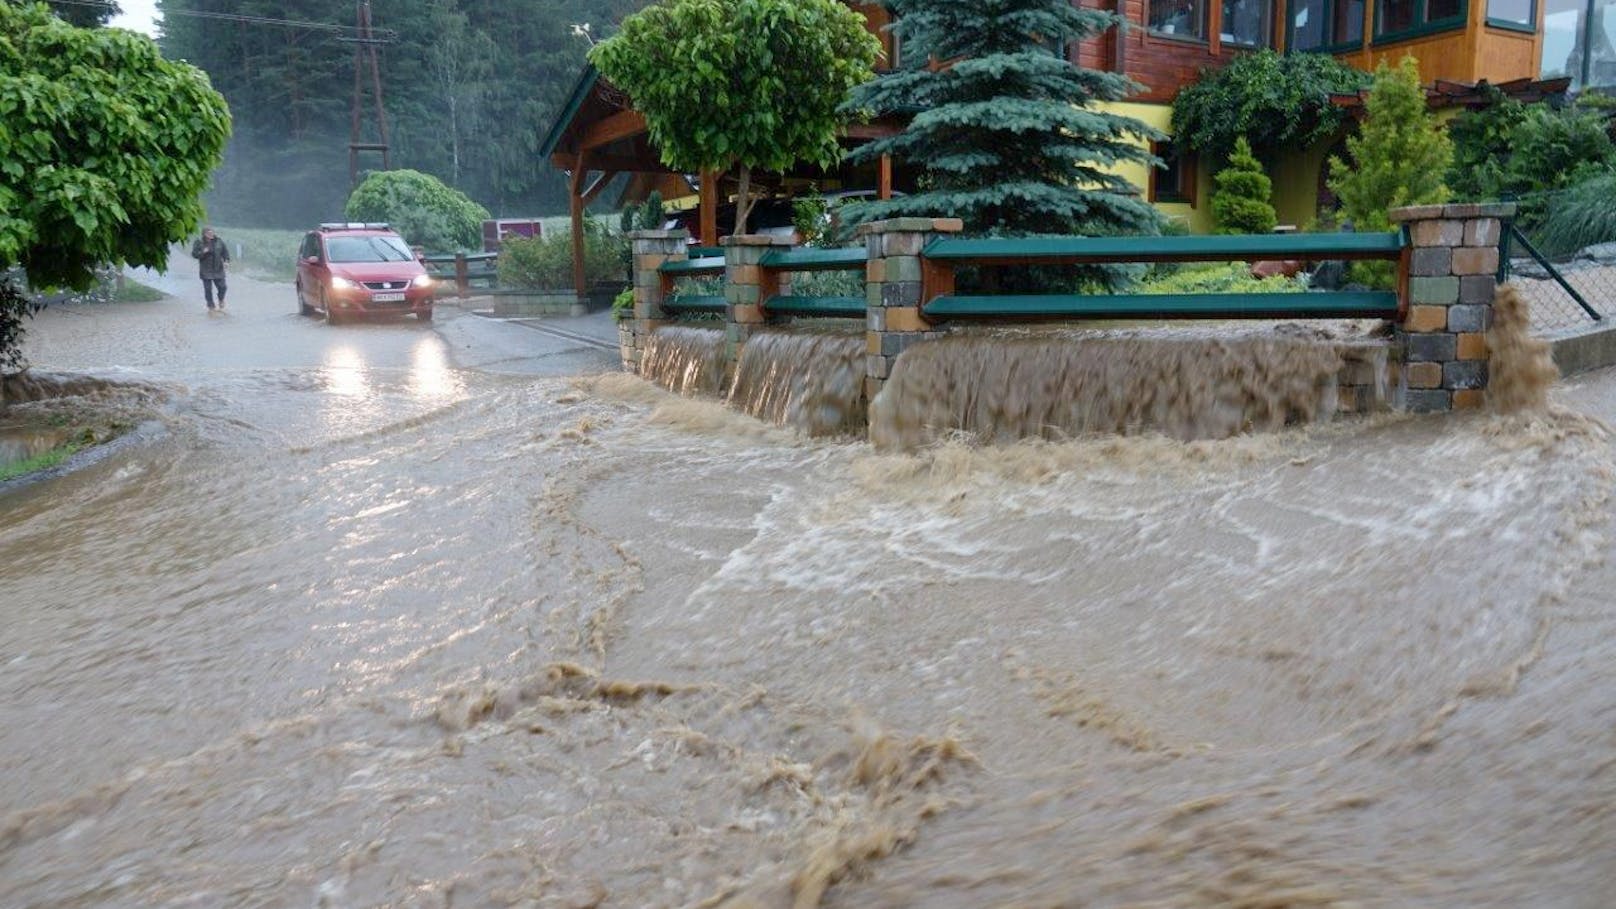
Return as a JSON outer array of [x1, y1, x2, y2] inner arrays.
[[213, 226, 305, 281], [115, 277, 165, 303], [0, 438, 84, 482]]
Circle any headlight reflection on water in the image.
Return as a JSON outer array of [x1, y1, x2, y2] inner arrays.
[[408, 337, 462, 402]]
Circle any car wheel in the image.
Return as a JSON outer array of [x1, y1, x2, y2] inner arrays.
[[297, 283, 312, 316], [323, 292, 343, 325]]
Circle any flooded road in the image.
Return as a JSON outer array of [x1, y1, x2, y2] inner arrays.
[[3, 270, 1615, 907]]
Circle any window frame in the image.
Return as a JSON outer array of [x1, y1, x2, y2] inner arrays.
[[1150, 142, 1199, 206], [1220, 0, 1276, 46], [1148, 0, 1212, 43], [1286, 0, 1368, 54], [1372, 0, 1469, 44], [1483, 0, 1536, 32]]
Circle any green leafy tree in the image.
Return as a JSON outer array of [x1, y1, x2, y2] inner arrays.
[[1, 2, 228, 368], [1210, 137, 1276, 234], [1172, 49, 1370, 165], [1328, 56, 1452, 284], [1448, 91, 1616, 204], [344, 169, 490, 252], [590, 0, 880, 234], [843, 0, 1162, 245]]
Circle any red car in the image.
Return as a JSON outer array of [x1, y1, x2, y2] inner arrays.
[[296, 223, 434, 324]]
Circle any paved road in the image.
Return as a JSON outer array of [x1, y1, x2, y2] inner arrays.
[[22, 258, 620, 379]]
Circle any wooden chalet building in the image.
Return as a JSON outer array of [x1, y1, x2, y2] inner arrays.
[[542, 0, 1610, 297]]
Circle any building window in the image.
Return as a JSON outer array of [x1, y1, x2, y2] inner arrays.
[[1152, 144, 1197, 204], [1290, 0, 1363, 49], [1487, 0, 1535, 27], [1222, 0, 1273, 44], [1374, 0, 1467, 39], [1541, 0, 1616, 89], [1150, 0, 1207, 39]]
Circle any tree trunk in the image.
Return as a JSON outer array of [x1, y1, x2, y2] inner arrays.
[[734, 164, 758, 236], [449, 95, 461, 186]]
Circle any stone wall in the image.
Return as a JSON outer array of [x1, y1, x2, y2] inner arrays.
[[1389, 202, 1514, 413], [621, 229, 690, 373], [858, 218, 962, 402]]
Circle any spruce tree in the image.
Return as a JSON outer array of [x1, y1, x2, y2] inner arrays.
[[844, 0, 1163, 240], [1211, 137, 1277, 234]]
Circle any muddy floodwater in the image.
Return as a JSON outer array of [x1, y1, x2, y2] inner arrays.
[[3, 273, 1615, 907]]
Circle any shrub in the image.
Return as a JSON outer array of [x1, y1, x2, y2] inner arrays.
[[1533, 172, 1616, 258], [1172, 49, 1371, 164], [1447, 93, 1616, 205], [344, 169, 489, 253], [611, 288, 634, 322], [497, 221, 626, 290], [1211, 138, 1277, 234], [1328, 57, 1452, 286], [1136, 262, 1306, 296]]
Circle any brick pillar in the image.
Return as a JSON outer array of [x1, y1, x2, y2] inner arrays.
[[721, 234, 793, 361], [624, 229, 689, 374], [858, 218, 964, 403], [1388, 202, 1515, 412]]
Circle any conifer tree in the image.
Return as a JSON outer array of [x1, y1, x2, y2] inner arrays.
[[1328, 56, 1451, 234], [1328, 56, 1451, 285], [844, 0, 1162, 240], [1211, 137, 1277, 234]]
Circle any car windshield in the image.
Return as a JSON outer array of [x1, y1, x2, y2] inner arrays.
[[326, 235, 414, 264]]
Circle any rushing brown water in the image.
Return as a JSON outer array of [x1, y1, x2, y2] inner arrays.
[[641, 326, 728, 397], [728, 330, 866, 437], [870, 327, 1376, 450], [5, 286, 1616, 907]]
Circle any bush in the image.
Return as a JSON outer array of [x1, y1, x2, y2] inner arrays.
[[1172, 49, 1371, 164], [1533, 172, 1616, 258], [612, 288, 634, 322], [1211, 138, 1277, 234], [1136, 262, 1306, 296], [1447, 94, 1616, 205], [497, 221, 626, 290], [344, 169, 489, 253]]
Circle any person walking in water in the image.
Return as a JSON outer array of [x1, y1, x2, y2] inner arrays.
[[191, 227, 230, 312]]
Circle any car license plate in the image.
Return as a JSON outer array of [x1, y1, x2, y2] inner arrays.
[[372, 292, 406, 303]]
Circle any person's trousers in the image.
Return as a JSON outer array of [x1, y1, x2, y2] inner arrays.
[[203, 277, 227, 307]]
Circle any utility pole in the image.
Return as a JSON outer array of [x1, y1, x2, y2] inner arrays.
[[346, 0, 391, 187]]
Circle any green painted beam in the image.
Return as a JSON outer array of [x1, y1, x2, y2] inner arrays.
[[661, 295, 726, 314], [923, 231, 1406, 264], [923, 292, 1401, 321], [764, 295, 866, 318], [687, 246, 724, 258], [759, 247, 868, 271], [659, 256, 725, 276]]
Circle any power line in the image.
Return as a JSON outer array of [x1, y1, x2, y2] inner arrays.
[[46, 0, 399, 43]]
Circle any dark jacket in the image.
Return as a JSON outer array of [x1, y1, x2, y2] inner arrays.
[[191, 236, 230, 280]]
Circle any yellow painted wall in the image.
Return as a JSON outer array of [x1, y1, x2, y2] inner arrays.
[[1096, 100, 1216, 233]]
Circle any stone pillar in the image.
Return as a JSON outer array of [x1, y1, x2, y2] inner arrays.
[[858, 218, 964, 403], [1389, 202, 1514, 413], [624, 229, 690, 373], [721, 234, 793, 361]]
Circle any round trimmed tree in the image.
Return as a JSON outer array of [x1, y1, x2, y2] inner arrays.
[[344, 169, 490, 252], [590, 0, 881, 235]]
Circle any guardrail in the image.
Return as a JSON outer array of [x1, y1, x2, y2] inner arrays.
[[918, 232, 1407, 322], [659, 254, 725, 315], [422, 251, 498, 299]]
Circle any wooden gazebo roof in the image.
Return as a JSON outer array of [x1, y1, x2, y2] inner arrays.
[[1330, 76, 1575, 113]]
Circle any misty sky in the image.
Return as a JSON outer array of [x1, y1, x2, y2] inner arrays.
[[111, 0, 159, 36]]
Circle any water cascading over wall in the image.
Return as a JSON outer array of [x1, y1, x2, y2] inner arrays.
[[728, 331, 867, 437], [868, 329, 1388, 450], [639, 327, 727, 398]]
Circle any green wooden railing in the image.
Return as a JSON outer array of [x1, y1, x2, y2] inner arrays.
[[919, 231, 1407, 322]]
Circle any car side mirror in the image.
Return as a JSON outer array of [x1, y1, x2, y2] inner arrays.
[[304, 255, 320, 265]]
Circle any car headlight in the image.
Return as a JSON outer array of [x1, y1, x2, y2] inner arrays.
[[329, 276, 358, 290], [411, 274, 434, 288]]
